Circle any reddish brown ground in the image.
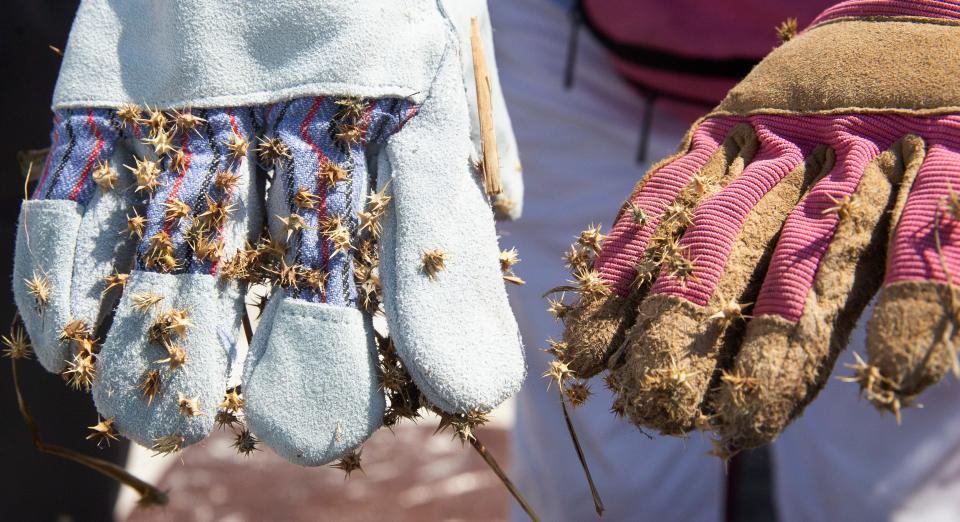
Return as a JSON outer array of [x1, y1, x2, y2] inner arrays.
[[125, 424, 511, 522]]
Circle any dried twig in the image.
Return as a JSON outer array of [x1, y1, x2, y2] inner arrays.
[[9, 330, 166, 506], [558, 387, 605, 516], [469, 435, 540, 522], [470, 16, 501, 196]]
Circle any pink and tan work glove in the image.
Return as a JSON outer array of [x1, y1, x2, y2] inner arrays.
[[553, 0, 960, 456]]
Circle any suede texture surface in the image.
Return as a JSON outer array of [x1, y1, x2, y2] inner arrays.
[[713, 19, 960, 115], [379, 36, 526, 414], [93, 271, 244, 447], [13, 200, 84, 372], [53, 0, 449, 109], [243, 296, 384, 467]]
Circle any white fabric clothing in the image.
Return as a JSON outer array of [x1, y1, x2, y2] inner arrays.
[[773, 298, 960, 522], [491, 1, 725, 520]]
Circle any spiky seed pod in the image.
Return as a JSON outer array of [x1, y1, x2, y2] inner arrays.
[[577, 224, 605, 254], [379, 366, 409, 392], [232, 429, 260, 456], [226, 132, 248, 160], [220, 251, 250, 282], [840, 352, 905, 422], [823, 193, 860, 222], [60, 319, 91, 343], [303, 269, 328, 293], [543, 359, 574, 390], [146, 129, 176, 157], [259, 235, 288, 260], [87, 417, 119, 448], [177, 393, 202, 417], [214, 410, 240, 430], [102, 271, 129, 297], [367, 185, 392, 214], [610, 398, 627, 419], [256, 137, 291, 166], [164, 309, 190, 337], [776, 17, 798, 44], [546, 298, 570, 321], [420, 249, 448, 280], [572, 267, 609, 300], [293, 188, 320, 210], [25, 271, 51, 312], [192, 236, 223, 263], [632, 256, 660, 289], [157, 343, 187, 371], [141, 108, 169, 138], [266, 260, 304, 289], [164, 200, 192, 225], [74, 337, 98, 358], [214, 170, 240, 191], [499, 248, 521, 273], [138, 369, 162, 404], [564, 380, 592, 407], [131, 292, 163, 313], [320, 162, 350, 187], [197, 194, 236, 227], [357, 210, 382, 238], [563, 244, 591, 272], [335, 97, 368, 120], [629, 203, 648, 227], [126, 157, 161, 195], [145, 231, 177, 272], [666, 254, 697, 285], [319, 216, 352, 256], [718, 370, 760, 407], [172, 109, 205, 134], [335, 123, 364, 146], [545, 338, 568, 359], [116, 104, 143, 129], [1, 327, 32, 360], [151, 434, 185, 456], [277, 213, 308, 242], [126, 210, 147, 239], [63, 352, 96, 391], [331, 449, 364, 478], [708, 296, 752, 326], [148, 309, 189, 344], [92, 161, 118, 191], [168, 149, 188, 174], [662, 201, 694, 228], [650, 234, 683, 265], [219, 387, 244, 412]]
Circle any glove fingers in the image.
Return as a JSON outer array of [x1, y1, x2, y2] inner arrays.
[[864, 138, 960, 417], [93, 108, 259, 449], [561, 120, 758, 379], [244, 97, 411, 464], [379, 48, 525, 414], [713, 134, 925, 454], [13, 109, 133, 373], [244, 296, 383, 466], [613, 124, 832, 435]]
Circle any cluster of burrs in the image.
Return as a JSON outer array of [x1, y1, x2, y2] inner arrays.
[[21, 270, 105, 392], [115, 105, 246, 272], [543, 165, 734, 409]]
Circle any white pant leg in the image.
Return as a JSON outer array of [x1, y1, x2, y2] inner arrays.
[[489, 1, 725, 520], [773, 298, 960, 522]]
